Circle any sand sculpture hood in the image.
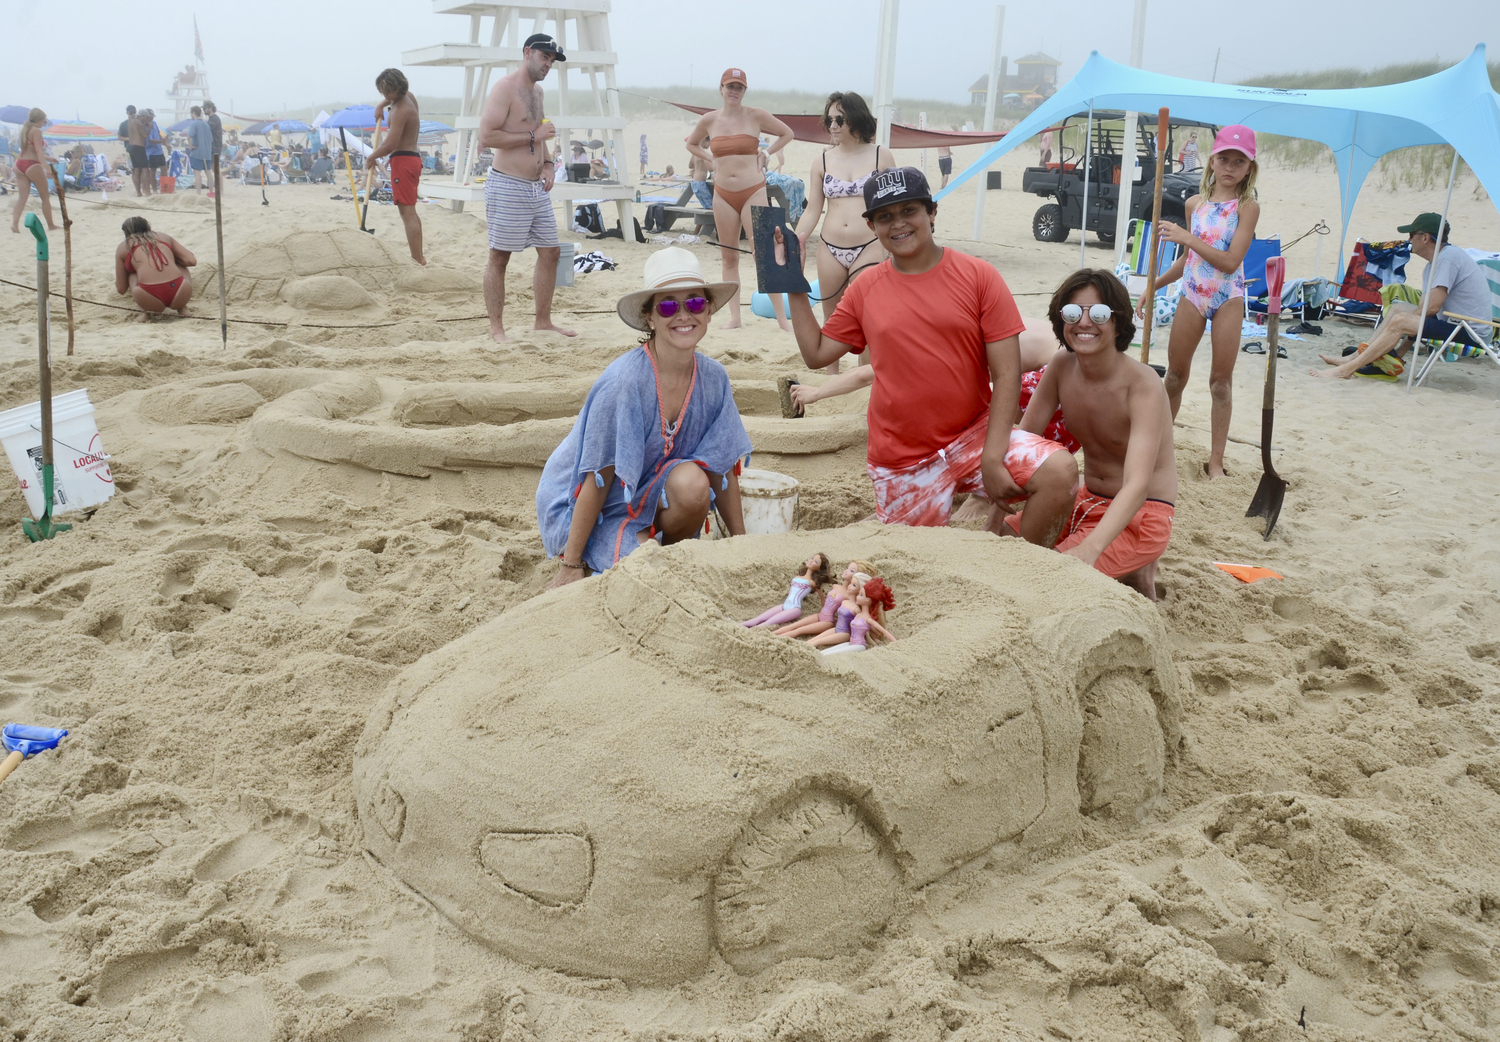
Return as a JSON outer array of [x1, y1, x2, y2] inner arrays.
[[353, 525, 1182, 983]]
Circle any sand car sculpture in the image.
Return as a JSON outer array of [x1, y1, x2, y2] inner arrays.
[[354, 526, 1181, 983]]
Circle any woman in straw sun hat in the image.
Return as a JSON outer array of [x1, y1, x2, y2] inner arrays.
[[537, 247, 752, 588]]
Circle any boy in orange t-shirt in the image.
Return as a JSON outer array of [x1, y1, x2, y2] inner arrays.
[[787, 167, 1078, 543]]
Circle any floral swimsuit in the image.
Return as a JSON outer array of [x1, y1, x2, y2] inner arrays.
[[1181, 197, 1244, 319]]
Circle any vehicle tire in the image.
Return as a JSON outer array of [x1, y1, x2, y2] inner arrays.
[[714, 788, 902, 973], [1076, 669, 1165, 817], [1097, 223, 1116, 246], [1032, 203, 1069, 243]]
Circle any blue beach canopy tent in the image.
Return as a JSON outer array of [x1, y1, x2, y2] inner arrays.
[[937, 45, 1500, 284]]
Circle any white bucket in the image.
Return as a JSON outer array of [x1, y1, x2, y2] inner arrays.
[[0, 389, 115, 520], [556, 242, 577, 287], [737, 468, 799, 535]]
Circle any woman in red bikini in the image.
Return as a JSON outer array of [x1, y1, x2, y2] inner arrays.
[[684, 68, 794, 331], [114, 217, 196, 321], [10, 109, 59, 235]]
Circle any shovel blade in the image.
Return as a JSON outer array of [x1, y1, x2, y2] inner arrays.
[[1246, 473, 1288, 539], [3, 723, 69, 756], [21, 517, 72, 542]]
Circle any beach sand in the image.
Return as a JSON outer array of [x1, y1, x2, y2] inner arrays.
[[1, 116, 1499, 1041]]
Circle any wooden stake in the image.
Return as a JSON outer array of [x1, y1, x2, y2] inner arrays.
[[1139, 107, 1170, 364], [213, 153, 227, 348], [50, 170, 76, 356]]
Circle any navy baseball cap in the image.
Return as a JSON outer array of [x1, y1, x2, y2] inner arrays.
[[524, 33, 566, 61], [863, 166, 933, 218]]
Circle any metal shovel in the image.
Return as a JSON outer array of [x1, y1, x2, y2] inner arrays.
[[1246, 255, 1288, 539], [0, 724, 69, 789]]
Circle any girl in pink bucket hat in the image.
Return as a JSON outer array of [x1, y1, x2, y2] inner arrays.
[[1143, 123, 1261, 479]]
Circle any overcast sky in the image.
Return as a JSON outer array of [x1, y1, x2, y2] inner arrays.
[[2, 0, 1493, 123]]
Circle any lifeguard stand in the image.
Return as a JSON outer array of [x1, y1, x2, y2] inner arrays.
[[404, 0, 634, 234], [166, 65, 212, 125]]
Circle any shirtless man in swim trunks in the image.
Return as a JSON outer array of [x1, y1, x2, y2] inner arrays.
[[126, 109, 151, 196], [478, 33, 575, 342], [368, 68, 426, 265], [1016, 269, 1177, 599]]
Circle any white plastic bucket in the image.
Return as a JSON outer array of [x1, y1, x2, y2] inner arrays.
[[0, 389, 115, 520], [557, 242, 577, 287], [738, 468, 798, 535]]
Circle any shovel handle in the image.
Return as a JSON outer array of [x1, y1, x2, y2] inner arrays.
[[0, 749, 23, 787], [25, 213, 48, 262]]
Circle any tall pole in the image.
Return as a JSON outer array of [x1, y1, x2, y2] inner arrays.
[[972, 5, 1005, 241], [1078, 102, 1094, 269], [1334, 113, 1359, 283], [1407, 146, 1461, 392], [1112, 0, 1148, 267], [873, 0, 900, 148]]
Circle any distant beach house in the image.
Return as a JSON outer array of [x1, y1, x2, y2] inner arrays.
[[969, 52, 1062, 108]]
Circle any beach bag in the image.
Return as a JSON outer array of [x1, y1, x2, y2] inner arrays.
[[573, 203, 604, 235]]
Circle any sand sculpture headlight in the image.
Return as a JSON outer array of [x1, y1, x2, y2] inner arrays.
[[353, 525, 1181, 984]]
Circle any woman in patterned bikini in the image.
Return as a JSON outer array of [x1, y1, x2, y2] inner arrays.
[[793, 92, 894, 373]]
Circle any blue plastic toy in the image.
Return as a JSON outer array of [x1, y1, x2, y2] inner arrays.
[[751, 281, 819, 320], [0, 723, 69, 786]]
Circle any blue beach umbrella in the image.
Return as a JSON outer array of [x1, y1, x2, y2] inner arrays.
[[243, 119, 312, 135], [0, 105, 33, 124], [322, 105, 378, 132], [419, 119, 455, 135]]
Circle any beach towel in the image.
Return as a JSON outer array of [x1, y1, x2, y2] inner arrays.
[[536, 347, 752, 573], [574, 250, 616, 274], [1340, 241, 1410, 305]]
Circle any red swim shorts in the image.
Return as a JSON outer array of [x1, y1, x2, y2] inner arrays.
[[1005, 486, 1174, 577], [867, 412, 1067, 527], [389, 152, 422, 206]]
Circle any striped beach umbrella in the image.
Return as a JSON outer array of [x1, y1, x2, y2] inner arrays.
[[41, 121, 117, 143]]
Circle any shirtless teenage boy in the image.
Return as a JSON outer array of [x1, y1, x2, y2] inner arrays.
[[1014, 269, 1177, 599], [478, 33, 575, 342], [368, 68, 425, 265]]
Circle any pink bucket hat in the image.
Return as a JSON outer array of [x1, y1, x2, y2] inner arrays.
[[1210, 124, 1256, 160]]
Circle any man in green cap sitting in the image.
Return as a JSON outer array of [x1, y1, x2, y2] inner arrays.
[[1313, 212, 1493, 379]]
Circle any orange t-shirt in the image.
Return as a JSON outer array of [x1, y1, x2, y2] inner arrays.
[[821, 248, 1025, 469]]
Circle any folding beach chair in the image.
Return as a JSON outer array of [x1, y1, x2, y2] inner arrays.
[[1412, 255, 1500, 386], [1241, 237, 1282, 307], [1124, 218, 1181, 279]]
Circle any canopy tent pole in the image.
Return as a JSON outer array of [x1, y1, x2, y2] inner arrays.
[[1405, 145, 1460, 392], [1112, 0, 1149, 266], [1079, 103, 1094, 269], [872, 0, 900, 148], [971, 5, 1005, 241], [1334, 112, 1359, 283]]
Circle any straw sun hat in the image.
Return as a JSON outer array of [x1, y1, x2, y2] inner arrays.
[[616, 248, 737, 332]]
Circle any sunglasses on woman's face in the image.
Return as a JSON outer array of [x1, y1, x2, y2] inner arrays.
[[823, 114, 847, 128], [1060, 303, 1114, 325], [655, 296, 709, 318]]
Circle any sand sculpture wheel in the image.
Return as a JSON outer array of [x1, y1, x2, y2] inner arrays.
[[353, 525, 1181, 983]]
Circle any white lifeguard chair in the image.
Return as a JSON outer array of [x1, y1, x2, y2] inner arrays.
[[166, 64, 212, 126], [404, 0, 634, 235]]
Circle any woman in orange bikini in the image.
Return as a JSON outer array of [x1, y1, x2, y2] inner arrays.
[[793, 91, 893, 372], [685, 67, 794, 330], [114, 217, 196, 321], [10, 109, 59, 235]]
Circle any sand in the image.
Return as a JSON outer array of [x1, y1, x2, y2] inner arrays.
[[0, 115, 1498, 1041]]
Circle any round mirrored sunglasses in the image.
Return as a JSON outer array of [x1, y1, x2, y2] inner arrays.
[[655, 296, 710, 318], [1060, 303, 1114, 325]]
